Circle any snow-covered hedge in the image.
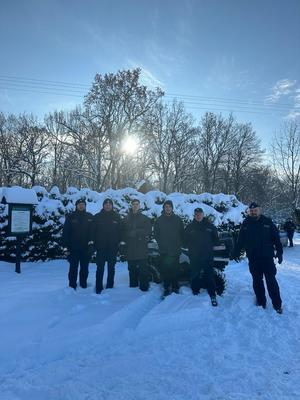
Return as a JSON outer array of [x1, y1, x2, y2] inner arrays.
[[0, 186, 247, 262]]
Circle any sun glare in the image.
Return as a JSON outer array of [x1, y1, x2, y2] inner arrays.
[[122, 136, 139, 155]]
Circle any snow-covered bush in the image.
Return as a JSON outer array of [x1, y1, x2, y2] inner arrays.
[[0, 186, 246, 262]]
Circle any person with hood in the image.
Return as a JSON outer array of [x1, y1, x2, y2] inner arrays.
[[62, 198, 94, 290], [121, 199, 152, 291], [283, 218, 296, 247], [93, 198, 121, 293], [234, 202, 283, 313], [184, 207, 219, 306], [154, 200, 184, 296]]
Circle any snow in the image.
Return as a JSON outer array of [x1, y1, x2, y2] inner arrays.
[[1, 236, 300, 400], [49, 186, 61, 199], [1, 187, 247, 237], [1, 187, 38, 205]]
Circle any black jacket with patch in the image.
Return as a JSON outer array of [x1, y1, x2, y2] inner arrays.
[[236, 215, 283, 260], [62, 210, 94, 252], [184, 219, 219, 260]]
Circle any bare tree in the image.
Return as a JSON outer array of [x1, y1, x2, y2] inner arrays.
[[13, 115, 49, 186], [167, 102, 198, 192], [84, 68, 163, 188], [142, 101, 197, 193], [272, 120, 300, 211], [45, 108, 110, 190], [221, 122, 264, 196], [196, 113, 234, 193], [143, 102, 176, 192], [0, 114, 49, 187], [45, 111, 70, 188], [0, 113, 19, 186]]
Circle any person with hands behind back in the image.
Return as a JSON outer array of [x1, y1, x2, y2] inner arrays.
[[234, 202, 283, 313], [121, 199, 152, 291], [93, 198, 121, 294], [62, 198, 94, 290], [154, 200, 184, 297], [184, 207, 219, 307]]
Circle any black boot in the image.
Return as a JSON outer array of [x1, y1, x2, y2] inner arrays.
[[211, 296, 218, 307], [106, 282, 114, 289], [69, 283, 77, 290], [256, 300, 266, 309], [172, 283, 179, 294], [95, 284, 103, 294]]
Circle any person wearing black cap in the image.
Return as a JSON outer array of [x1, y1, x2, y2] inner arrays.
[[184, 207, 219, 306], [154, 199, 184, 296], [62, 198, 94, 290], [283, 218, 296, 247], [93, 198, 121, 293], [121, 199, 152, 291], [234, 202, 283, 313]]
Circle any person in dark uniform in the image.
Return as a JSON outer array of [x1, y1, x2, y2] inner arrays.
[[93, 198, 121, 294], [62, 198, 94, 290], [234, 202, 283, 313], [184, 207, 219, 306], [283, 218, 296, 247], [121, 199, 152, 291], [154, 200, 184, 296]]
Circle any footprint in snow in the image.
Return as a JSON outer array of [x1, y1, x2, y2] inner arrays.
[[48, 315, 61, 328], [70, 304, 86, 314]]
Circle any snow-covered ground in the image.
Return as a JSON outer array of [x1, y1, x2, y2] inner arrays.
[[1, 236, 300, 400]]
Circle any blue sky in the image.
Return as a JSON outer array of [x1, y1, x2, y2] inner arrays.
[[0, 0, 300, 148]]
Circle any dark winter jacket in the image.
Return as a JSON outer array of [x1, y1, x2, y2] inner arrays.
[[121, 211, 152, 260], [235, 215, 283, 260], [184, 219, 219, 260], [154, 213, 184, 256], [283, 220, 296, 233], [62, 210, 94, 252], [93, 209, 121, 254]]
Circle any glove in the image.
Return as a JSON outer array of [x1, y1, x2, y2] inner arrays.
[[276, 252, 283, 264], [119, 254, 127, 262], [119, 242, 127, 262], [232, 249, 241, 263], [88, 242, 95, 258]]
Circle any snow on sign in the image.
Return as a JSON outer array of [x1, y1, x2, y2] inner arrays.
[[1, 187, 37, 236], [1, 187, 38, 205]]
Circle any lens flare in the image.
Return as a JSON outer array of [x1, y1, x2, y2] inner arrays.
[[122, 136, 138, 155]]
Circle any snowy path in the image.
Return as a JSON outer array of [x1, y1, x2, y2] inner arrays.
[[1, 237, 300, 399]]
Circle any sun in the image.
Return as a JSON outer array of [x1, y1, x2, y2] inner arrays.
[[122, 136, 139, 155]]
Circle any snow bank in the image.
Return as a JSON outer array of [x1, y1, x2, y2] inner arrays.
[[0, 236, 299, 399]]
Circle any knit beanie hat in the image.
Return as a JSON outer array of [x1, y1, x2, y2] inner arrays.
[[75, 198, 86, 206], [103, 198, 113, 207], [163, 200, 173, 209]]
